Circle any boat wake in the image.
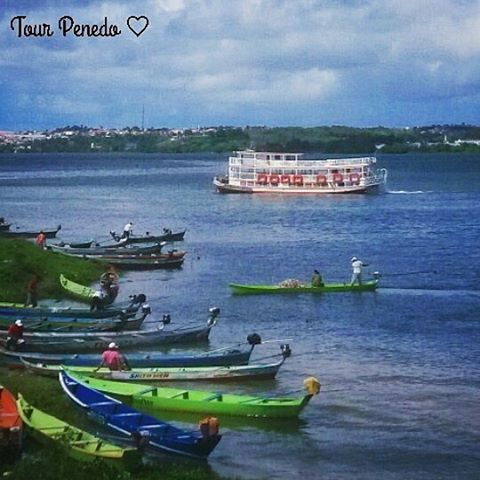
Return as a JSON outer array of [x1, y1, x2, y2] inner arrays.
[[386, 189, 430, 195]]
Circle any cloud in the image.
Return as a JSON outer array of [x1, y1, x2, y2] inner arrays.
[[1, 0, 479, 129]]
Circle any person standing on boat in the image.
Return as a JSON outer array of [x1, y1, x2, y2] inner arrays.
[[95, 342, 129, 371], [35, 230, 46, 248], [311, 269, 324, 287], [6, 320, 25, 350], [350, 257, 368, 285], [122, 222, 133, 240], [100, 266, 119, 302], [25, 275, 39, 307]]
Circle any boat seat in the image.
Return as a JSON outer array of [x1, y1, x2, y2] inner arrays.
[[169, 391, 189, 399], [89, 401, 116, 408], [204, 393, 223, 402], [113, 413, 141, 417], [137, 387, 157, 395]]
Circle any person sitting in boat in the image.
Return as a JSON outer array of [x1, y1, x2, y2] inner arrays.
[[350, 256, 368, 286], [95, 342, 130, 371], [100, 266, 119, 300], [35, 230, 46, 249], [90, 289, 107, 312], [6, 320, 25, 350], [311, 269, 324, 287], [122, 222, 133, 240]]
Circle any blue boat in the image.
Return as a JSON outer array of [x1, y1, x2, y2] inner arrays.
[[59, 370, 221, 459], [0, 336, 259, 368]]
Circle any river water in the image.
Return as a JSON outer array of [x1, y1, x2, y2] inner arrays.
[[0, 152, 479, 479]]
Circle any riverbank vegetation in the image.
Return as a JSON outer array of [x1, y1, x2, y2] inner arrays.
[[0, 238, 104, 302], [2, 124, 479, 154]]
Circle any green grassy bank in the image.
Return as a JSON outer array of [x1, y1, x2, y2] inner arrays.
[[0, 238, 104, 302]]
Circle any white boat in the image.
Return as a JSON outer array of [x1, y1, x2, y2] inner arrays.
[[213, 150, 387, 194]]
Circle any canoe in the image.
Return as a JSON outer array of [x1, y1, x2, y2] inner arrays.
[[229, 278, 380, 295], [0, 225, 61, 239], [0, 385, 23, 457], [84, 252, 186, 270], [67, 371, 319, 418], [16, 393, 141, 470], [0, 295, 145, 319], [24, 346, 289, 381], [0, 308, 218, 353], [0, 311, 146, 333], [1, 337, 257, 368], [60, 274, 118, 305], [59, 370, 221, 459], [110, 229, 186, 244], [49, 242, 164, 256]]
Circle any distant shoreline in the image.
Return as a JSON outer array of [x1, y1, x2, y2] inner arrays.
[[1, 124, 479, 155]]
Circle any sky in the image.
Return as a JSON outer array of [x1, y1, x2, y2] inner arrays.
[[0, 0, 479, 130]]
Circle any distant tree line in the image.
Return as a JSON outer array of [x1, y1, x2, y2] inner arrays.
[[2, 124, 480, 154]]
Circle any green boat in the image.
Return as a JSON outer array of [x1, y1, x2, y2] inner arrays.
[[59, 274, 95, 302], [229, 278, 380, 295], [16, 393, 141, 470], [65, 370, 320, 418]]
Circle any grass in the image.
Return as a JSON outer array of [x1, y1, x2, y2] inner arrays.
[[0, 370, 231, 480], [0, 238, 105, 303]]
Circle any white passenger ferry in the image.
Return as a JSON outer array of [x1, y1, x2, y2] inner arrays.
[[213, 150, 387, 194]]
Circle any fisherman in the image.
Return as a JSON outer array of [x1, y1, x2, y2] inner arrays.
[[25, 275, 39, 307], [100, 266, 119, 301], [35, 230, 46, 248], [350, 256, 368, 286], [95, 342, 129, 371], [6, 320, 25, 350], [122, 222, 133, 240], [311, 269, 324, 287]]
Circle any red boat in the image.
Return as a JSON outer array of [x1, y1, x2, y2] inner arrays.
[[0, 386, 23, 458]]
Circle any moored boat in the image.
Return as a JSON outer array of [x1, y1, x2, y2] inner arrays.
[[49, 242, 165, 256], [0, 385, 23, 458], [66, 371, 320, 418], [109, 229, 186, 244], [229, 277, 380, 295], [0, 225, 61, 238], [84, 252, 186, 270], [59, 370, 222, 459], [1, 334, 259, 368], [25, 344, 290, 381], [213, 150, 387, 194], [0, 307, 219, 353], [59, 274, 119, 305], [16, 393, 141, 470]]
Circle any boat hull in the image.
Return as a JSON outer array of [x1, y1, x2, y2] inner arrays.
[[0, 226, 61, 238], [16, 394, 140, 470], [59, 371, 221, 459], [229, 279, 379, 295], [76, 374, 313, 418]]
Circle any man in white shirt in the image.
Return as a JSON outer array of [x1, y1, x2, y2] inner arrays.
[[122, 222, 133, 239], [350, 256, 368, 285]]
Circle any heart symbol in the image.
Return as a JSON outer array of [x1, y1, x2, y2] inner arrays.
[[127, 16, 149, 37]]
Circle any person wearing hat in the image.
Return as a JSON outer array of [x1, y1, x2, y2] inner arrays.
[[311, 269, 324, 287], [95, 342, 129, 371], [350, 256, 368, 286], [6, 319, 25, 350]]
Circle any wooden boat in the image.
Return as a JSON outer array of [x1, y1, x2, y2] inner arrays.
[[59, 274, 119, 305], [110, 229, 186, 244], [59, 370, 221, 459], [0, 385, 23, 458], [24, 345, 289, 381], [0, 310, 147, 333], [1, 336, 257, 368], [67, 371, 320, 418], [229, 278, 380, 295], [84, 252, 186, 270], [0, 308, 219, 353], [0, 225, 61, 239], [0, 295, 145, 320], [16, 393, 141, 469], [49, 242, 164, 256]]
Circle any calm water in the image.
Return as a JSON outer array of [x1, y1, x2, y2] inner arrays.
[[0, 152, 479, 479]]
